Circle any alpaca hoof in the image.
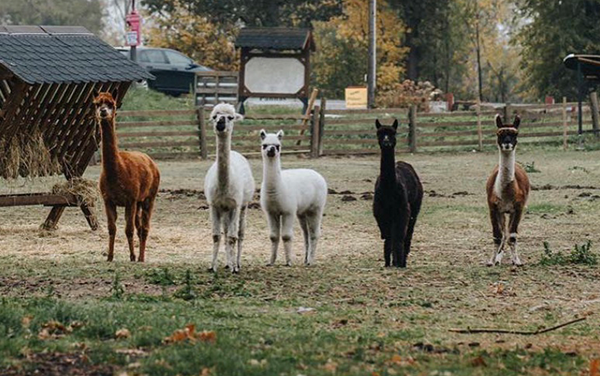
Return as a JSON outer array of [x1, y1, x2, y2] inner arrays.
[[285, 262, 292, 267], [208, 266, 217, 273], [266, 262, 274, 267], [224, 265, 230, 269], [137, 258, 145, 263], [512, 259, 523, 267], [486, 261, 494, 267], [232, 266, 240, 274]]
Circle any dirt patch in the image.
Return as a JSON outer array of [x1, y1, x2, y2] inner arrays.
[[3, 352, 115, 376]]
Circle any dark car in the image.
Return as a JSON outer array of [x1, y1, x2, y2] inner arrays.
[[117, 47, 212, 96]]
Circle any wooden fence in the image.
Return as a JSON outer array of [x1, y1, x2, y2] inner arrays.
[[319, 101, 592, 155], [194, 71, 238, 108], [115, 107, 320, 159], [115, 101, 594, 159]]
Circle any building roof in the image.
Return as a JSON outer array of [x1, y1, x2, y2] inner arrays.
[[0, 25, 153, 84], [564, 54, 600, 82], [235, 27, 314, 51]]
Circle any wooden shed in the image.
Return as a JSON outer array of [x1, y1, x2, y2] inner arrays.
[[235, 27, 315, 112], [0, 25, 152, 229]]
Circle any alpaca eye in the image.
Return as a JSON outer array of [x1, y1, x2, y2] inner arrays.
[[275, 145, 280, 151], [262, 145, 267, 150], [227, 116, 234, 121], [212, 115, 217, 120]]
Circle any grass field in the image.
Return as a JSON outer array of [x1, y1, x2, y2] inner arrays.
[[1, 148, 599, 375]]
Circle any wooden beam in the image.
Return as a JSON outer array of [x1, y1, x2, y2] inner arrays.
[[0, 193, 79, 207]]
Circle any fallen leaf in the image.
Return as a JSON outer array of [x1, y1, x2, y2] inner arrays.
[[21, 315, 32, 327], [471, 356, 487, 367], [200, 368, 211, 376], [297, 307, 316, 314], [591, 358, 599, 376], [322, 360, 338, 373], [199, 330, 216, 343], [389, 354, 402, 365], [115, 328, 131, 339]]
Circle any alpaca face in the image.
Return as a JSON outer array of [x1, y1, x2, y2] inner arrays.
[[210, 103, 243, 135], [93, 92, 117, 120], [495, 114, 520, 152], [260, 129, 283, 159], [375, 119, 398, 149]]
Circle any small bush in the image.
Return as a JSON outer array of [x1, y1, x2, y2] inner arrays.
[[539, 240, 597, 266], [520, 161, 541, 173]]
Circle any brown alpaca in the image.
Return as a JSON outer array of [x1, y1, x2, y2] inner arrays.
[[486, 114, 530, 266], [94, 91, 160, 262]]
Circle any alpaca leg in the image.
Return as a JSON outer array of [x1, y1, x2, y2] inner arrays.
[[236, 206, 247, 272], [267, 214, 281, 266], [305, 211, 323, 266], [488, 211, 506, 266], [105, 201, 117, 262], [138, 197, 155, 262], [393, 214, 409, 268], [125, 203, 137, 262], [281, 214, 295, 266], [210, 206, 222, 272], [384, 238, 392, 267], [298, 215, 310, 265], [226, 207, 241, 273], [404, 197, 422, 256], [508, 207, 524, 266]]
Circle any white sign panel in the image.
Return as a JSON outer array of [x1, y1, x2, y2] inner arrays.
[[244, 57, 305, 94]]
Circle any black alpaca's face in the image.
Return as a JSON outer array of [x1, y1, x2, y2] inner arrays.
[[495, 114, 520, 152], [376, 119, 398, 149]]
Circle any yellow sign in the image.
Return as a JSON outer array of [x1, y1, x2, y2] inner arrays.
[[345, 86, 368, 109]]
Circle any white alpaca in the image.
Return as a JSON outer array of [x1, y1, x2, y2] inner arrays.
[[259, 130, 327, 266], [204, 103, 255, 273]]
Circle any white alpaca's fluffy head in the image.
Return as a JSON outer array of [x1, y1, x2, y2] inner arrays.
[[260, 129, 284, 159], [210, 103, 243, 135]]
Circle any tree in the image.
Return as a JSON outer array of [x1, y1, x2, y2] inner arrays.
[[145, 3, 238, 70], [0, 0, 104, 36], [516, 0, 600, 100], [142, 0, 342, 28], [312, 0, 408, 98], [387, 0, 451, 82]]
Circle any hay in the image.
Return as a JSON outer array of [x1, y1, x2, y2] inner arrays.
[[51, 178, 99, 207], [0, 129, 61, 180]]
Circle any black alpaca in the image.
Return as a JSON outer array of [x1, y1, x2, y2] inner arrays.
[[373, 119, 423, 267]]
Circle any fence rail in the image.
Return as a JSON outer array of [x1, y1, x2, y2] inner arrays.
[[114, 100, 596, 160]]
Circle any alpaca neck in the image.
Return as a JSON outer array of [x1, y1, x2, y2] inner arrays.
[[100, 117, 120, 172], [379, 147, 397, 188], [216, 134, 231, 191], [495, 148, 516, 192], [262, 156, 283, 194]]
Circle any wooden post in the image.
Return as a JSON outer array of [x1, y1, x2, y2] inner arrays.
[[296, 88, 319, 146], [310, 105, 320, 158], [197, 106, 207, 159], [476, 98, 483, 151], [408, 105, 417, 153], [562, 96, 568, 150], [590, 91, 599, 137], [318, 98, 326, 157], [504, 103, 512, 121]]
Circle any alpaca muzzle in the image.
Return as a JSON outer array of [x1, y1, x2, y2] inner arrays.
[[266, 146, 276, 157], [216, 119, 226, 132]]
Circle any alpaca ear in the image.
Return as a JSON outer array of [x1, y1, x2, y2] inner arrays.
[[513, 115, 521, 129], [495, 114, 504, 128], [93, 89, 100, 99], [375, 119, 382, 129], [260, 129, 267, 140], [276, 130, 284, 140], [235, 113, 244, 121], [392, 119, 398, 130]]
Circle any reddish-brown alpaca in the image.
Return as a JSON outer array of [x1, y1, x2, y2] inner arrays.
[[94, 91, 160, 262], [486, 114, 530, 266]]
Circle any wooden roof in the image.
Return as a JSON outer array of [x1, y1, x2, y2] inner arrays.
[[0, 26, 145, 180], [0, 25, 152, 84], [235, 28, 314, 51]]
